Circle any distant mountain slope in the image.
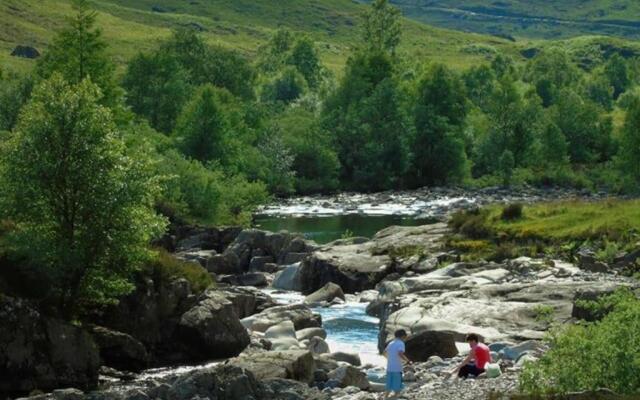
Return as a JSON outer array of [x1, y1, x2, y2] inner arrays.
[[1, 0, 521, 73], [384, 0, 640, 39]]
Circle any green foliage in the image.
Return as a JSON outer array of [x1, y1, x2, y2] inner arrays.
[[174, 85, 232, 163], [0, 71, 33, 132], [552, 89, 614, 164], [256, 130, 296, 196], [0, 75, 166, 317], [411, 64, 469, 186], [123, 51, 192, 134], [35, 0, 120, 107], [288, 37, 323, 89], [525, 49, 581, 107], [604, 54, 631, 99], [520, 289, 640, 395], [498, 150, 515, 185], [143, 249, 213, 293], [617, 97, 640, 188], [361, 0, 402, 56], [324, 51, 410, 190], [532, 304, 555, 324], [261, 67, 307, 104]]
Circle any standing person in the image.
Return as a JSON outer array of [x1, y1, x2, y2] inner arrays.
[[452, 333, 492, 378], [384, 329, 411, 399]]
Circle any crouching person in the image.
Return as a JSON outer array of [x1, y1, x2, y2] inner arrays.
[[452, 333, 491, 378]]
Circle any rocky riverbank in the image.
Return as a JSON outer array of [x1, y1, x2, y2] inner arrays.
[[5, 195, 639, 400], [257, 186, 611, 219]]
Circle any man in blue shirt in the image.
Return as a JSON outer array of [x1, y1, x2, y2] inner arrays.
[[384, 329, 411, 399]]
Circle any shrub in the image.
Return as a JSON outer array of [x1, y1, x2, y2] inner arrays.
[[450, 209, 492, 239], [143, 249, 213, 293], [501, 203, 524, 221], [520, 289, 640, 395]]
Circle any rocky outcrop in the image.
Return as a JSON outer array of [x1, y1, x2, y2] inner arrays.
[[0, 296, 100, 395], [298, 224, 448, 294], [90, 326, 149, 372], [230, 350, 316, 383], [241, 304, 321, 332], [217, 286, 275, 319], [176, 290, 250, 360], [167, 364, 264, 400], [272, 264, 303, 291], [305, 283, 345, 304], [327, 365, 369, 390]]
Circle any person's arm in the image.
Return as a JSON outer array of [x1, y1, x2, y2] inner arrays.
[[399, 351, 411, 364], [451, 352, 473, 374]]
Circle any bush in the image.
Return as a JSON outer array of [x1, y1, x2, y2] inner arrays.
[[501, 203, 524, 221], [520, 289, 640, 395], [449, 209, 492, 239], [143, 249, 213, 293]]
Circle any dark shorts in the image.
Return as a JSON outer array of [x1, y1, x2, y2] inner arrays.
[[458, 364, 485, 378]]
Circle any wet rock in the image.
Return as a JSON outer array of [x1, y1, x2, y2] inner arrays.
[[262, 378, 329, 400], [90, 326, 149, 372], [327, 365, 369, 390], [325, 352, 361, 367], [52, 389, 85, 400], [217, 286, 275, 319], [219, 272, 268, 287], [308, 337, 330, 354], [272, 264, 303, 291], [230, 350, 316, 383], [241, 304, 321, 332], [305, 283, 345, 304], [206, 253, 242, 275], [296, 327, 327, 341], [176, 290, 250, 360], [0, 296, 100, 394], [250, 256, 275, 272]]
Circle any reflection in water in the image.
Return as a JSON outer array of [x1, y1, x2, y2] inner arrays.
[[254, 214, 436, 244]]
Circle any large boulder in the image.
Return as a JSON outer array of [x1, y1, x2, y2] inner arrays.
[[230, 350, 316, 383], [262, 378, 330, 400], [327, 365, 369, 390], [219, 273, 268, 287], [298, 224, 447, 294], [90, 326, 149, 372], [217, 286, 275, 319], [0, 297, 100, 394], [272, 264, 303, 291], [168, 364, 264, 400], [304, 283, 345, 304], [177, 291, 250, 360], [11, 45, 40, 59], [241, 304, 321, 332], [296, 327, 327, 341]]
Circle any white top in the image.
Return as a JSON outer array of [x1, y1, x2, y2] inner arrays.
[[385, 339, 406, 373]]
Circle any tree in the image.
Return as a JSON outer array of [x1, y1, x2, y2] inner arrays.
[[323, 51, 409, 190], [524, 49, 581, 107], [0, 75, 165, 317], [499, 150, 515, 185], [462, 64, 496, 112], [412, 64, 469, 186], [288, 37, 323, 88], [36, 0, 119, 106], [175, 85, 232, 163], [0, 70, 33, 132], [257, 129, 296, 196], [604, 54, 631, 99], [361, 0, 402, 56], [261, 67, 307, 104], [584, 74, 614, 110], [617, 97, 640, 186], [552, 89, 614, 164], [122, 52, 192, 133]]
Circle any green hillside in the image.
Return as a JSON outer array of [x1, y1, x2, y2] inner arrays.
[[1, 0, 523, 74], [385, 0, 640, 39]]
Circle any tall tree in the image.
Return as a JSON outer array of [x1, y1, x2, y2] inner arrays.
[[174, 85, 232, 163], [412, 64, 469, 186], [618, 97, 640, 186], [36, 0, 119, 106], [0, 75, 165, 317], [122, 52, 192, 133], [524, 49, 581, 107], [361, 0, 402, 56], [604, 54, 631, 100], [288, 37, 323, 88]]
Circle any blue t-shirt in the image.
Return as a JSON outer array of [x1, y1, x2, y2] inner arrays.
[[385, 338, 406, 373]]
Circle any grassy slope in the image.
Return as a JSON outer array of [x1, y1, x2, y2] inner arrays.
[[0, 0, 522, 75], [448, 200, 640, 262]]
